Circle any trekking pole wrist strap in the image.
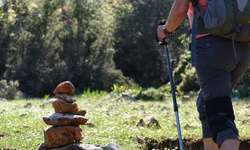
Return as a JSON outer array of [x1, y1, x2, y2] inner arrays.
[[163, 27, 173, 38]]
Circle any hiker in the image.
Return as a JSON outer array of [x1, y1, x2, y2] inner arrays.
[[157, 0, 250, 150]]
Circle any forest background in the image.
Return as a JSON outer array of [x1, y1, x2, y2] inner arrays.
[[0, 0, 250, 99]]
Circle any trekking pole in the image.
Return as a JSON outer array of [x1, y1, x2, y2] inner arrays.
[[155, 20, 184, 150], [164, 45, 184, 150]]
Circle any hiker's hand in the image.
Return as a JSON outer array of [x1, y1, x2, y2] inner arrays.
[[156, 20, 172, 46], [157, 25, 170, 40]]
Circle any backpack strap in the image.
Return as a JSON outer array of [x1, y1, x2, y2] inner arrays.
[[191, 6, 198, 67], [189, 0, 205, 67]]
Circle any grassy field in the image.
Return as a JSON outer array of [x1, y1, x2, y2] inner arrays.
[[0, 95, 250, 150]]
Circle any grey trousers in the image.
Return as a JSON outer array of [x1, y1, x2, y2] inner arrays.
[[195, 35, 250, 138]]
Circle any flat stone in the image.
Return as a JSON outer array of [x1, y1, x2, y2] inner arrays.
[[52, 99, 79, 113], [73, 110, 87, 116], [0, 98, 7, 102], [37, 142, 123, 150], [43, 113, 88, 126], [53, 81, 75, 95], [55, 94, 76, 103], [44, 126, 83, 149]]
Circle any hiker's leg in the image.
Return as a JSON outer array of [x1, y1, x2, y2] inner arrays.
[[218, 40, 250, 150], [205, 96, 239, 149], [203, 138, 218, 150], [231, 44, 250, 88], [220, 139, 240, 150], [197, 92, 218, 150], [195, 36, 239, 149]]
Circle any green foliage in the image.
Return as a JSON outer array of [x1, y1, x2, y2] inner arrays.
[[111, 83, 142, 96], [233, 85, 250, 99], [172, 50, 199, 94], [0, 0, 131, 96], [233, 67, 250, 98], [111, 84, 129, 95], [158, 82, 172, 93], [136, 88, 167, 101], [0, 80, 22, 100], [176, 63, 199, 95], [82, 88, 107, 98], [174, 50, 191, 85], [113, 0, 190, 87], [43, 94, 50, 100]]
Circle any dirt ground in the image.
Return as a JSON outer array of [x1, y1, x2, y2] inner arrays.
[[144, 138, 250, 150]]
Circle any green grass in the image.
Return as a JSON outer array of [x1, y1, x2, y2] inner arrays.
[[0, 96, 250, 150]]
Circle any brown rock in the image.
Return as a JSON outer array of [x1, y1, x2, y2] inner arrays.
[[52, 99, 79, 113], [55, 94, 76, 103], [136, 119, 146, 127], [85, 122, 95, 128], [72, 110, 87, 116], [44, 126, 83, 149], [147, 117, 161, 128], [53, 81, 75, 95], [43, 113, 88, 126]]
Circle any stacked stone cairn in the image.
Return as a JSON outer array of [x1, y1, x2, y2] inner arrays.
[[42, 81, 88, 149]]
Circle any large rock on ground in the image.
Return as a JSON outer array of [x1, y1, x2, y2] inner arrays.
[[43, 113, 88, 126], [37, 142, 123, 150], [0, 98, 7, 102], [55, 94, 76, 103], [44, 126, 83, 149], [53, 81, 75, 95], [52, 99, 79, 113]]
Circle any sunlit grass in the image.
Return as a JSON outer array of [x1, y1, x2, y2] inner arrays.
[[0, 96, 249, 150]]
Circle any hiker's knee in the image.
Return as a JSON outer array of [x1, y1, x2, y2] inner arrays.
[[205, 96, 239, 148]]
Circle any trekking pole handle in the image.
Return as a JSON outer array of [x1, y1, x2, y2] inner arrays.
[[156, 20, 172, 46]]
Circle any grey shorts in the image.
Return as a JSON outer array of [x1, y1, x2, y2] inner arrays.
[[195, 35, 250, 138]]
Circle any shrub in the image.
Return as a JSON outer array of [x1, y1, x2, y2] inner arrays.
[[111, 83, 142, 96], [233, 85, 250, 99], [1, 0, 131, 96], [136, 88, 167, 101], [176, 63, 199, 95], [158, 82, 172, 93], [174, 50, 191, 85], [173, 50, 199, 95], [0, 80, 22, 100]]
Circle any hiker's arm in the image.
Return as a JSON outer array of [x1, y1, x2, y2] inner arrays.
[[157, 0, 189, 40]]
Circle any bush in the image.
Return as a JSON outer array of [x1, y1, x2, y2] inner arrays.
[[173, 50, 199, 94], [113, 0, 190, 87], [232, 85, 250, 99], [1, 0, 131, 96], [158, 82, 172, 93], [136, 88, 167, 101], [176, 63, 199, 95], [0, 80, 22, 100], [174, 50, 191, 85]]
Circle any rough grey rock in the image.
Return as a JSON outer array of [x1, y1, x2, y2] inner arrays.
[[46, 98, 58, 104], [103, 143, 123, 150], [43, 113, 87, 126], [0, 98, 7, 102], [85, 122, 95, 128], [37, 142, 123, 150], [120, 92, 135, 100]]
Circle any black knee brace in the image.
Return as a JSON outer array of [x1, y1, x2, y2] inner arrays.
[[205, 96, 239, 147]]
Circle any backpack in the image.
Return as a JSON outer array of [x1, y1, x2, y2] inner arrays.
[[190, 0, 250, 66]]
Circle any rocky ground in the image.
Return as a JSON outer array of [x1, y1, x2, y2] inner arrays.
[[37, 142, 123, 150]]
